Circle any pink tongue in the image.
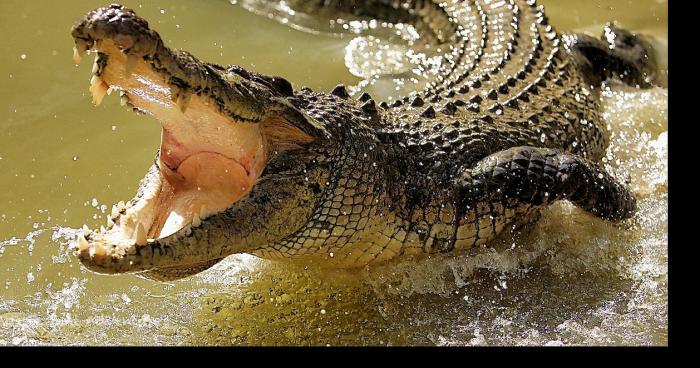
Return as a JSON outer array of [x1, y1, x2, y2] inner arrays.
[[160, 128, 188, 170], [154, 151, 254, 238]]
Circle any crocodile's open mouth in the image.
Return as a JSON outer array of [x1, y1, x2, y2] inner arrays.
[[75, 39, 268, 256]]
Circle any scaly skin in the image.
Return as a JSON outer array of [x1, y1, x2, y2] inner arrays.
[[71, 1, 654, 281]]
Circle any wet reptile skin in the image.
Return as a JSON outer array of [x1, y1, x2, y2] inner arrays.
[[71, 1, 653, 280]]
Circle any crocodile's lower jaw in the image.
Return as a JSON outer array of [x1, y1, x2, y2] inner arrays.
[[77, 39, 267, 252]]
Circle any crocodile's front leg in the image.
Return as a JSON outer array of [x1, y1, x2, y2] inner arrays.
[[452, 147, 636, 248]]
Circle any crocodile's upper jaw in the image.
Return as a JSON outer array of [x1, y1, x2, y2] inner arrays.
[[71, 5, 327, 277], [75, 36, 267, 259]]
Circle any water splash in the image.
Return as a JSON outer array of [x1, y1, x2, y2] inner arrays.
[[186, 84, 667, 345], [233, 0, 442, 100]]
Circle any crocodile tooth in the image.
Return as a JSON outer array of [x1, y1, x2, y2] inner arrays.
[[89, 75, 101, 90], [120, 93, 129, 107], [122, 213, 134, 229], [73, 47, 82, 64], [199, 206, 208, 219], [125, 53, 138, 76], [82, 224, 90, 233], [107, 216, 115, 227], [73, 40, 88, 64], [117, 201, 126, 211], [77, 234, 89, 251], [111, 205, 119, 219], [89, 245, 106, 258], [135, 223, 147, 246], [192, 213, 202, 228], [89, 75, 108, 106], [73, 46, 82, 64], [92, 83, 108, 106], [91, 58, 99, 74]]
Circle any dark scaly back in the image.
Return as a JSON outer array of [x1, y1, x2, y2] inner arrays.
[[254, 0, 615, 262], [371, 0, 608, 164]]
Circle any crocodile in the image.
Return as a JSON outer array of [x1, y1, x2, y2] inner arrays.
[[71, 1, 656, 281]]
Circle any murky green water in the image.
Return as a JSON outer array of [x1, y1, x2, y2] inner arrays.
[[0, 0, 667, 345]]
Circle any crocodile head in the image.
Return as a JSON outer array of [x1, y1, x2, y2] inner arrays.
[[71, 5, 338, 278]]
